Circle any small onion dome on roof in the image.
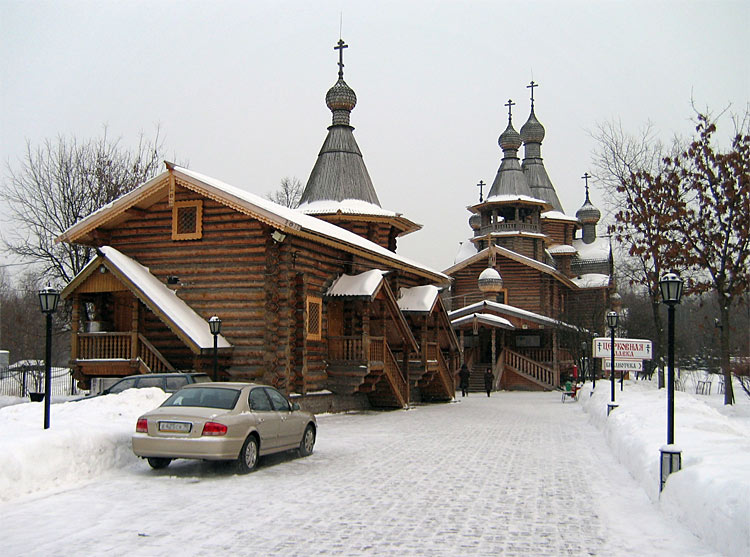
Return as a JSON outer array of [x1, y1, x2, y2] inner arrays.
[[469, 213, 481, 231], [478, 267, 504, 293], [520, 109, 545, 144], [326, 78, 357, 112], [576, 191, 601, 224], [499, 120, 522, 151]]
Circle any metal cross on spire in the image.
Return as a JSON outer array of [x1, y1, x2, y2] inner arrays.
[[334, 39, 348, 79], [581, 172, 591, 200], [476, 180, 486, 202], [505, 99, 515, 121], [527, 80, 538, 109]]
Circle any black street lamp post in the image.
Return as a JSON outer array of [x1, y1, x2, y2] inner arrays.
[[38, 286, 60, 429], [659, 272, 684, 491], [209, 316, 222, 382], [606, 311, 619, 415]]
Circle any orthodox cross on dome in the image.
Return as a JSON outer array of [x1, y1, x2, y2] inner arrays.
[[505, 99, 515, 122], [476, 179, 486, 202], [334, 39, 348, 79], [581, 172, 591, 199], [527, 80, 538, 109]]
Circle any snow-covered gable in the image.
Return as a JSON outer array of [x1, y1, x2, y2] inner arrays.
[[297, 199, 399, 217], [449, 299, 577, 331], [451, 313, 514, 330], [571, 273, 611, 289], [453, 240, 478, 266], [80, 246, 231, 351], [572, 237, 610, 261], [326, 270, 386, 298], [398, 285, 439, 313]]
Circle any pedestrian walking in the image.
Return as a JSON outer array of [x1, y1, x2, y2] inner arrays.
[[458, 363, 470, 397], [484, 367, 493, 397]]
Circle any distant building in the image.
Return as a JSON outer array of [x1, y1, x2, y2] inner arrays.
[[444, 85, 615, 391]]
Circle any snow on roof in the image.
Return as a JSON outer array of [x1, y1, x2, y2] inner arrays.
[[483, 194, 547, 205], [398, 285, 439, 312], [572, 237, 610, 261], [326, 269, 386, 298], [489, 231, 548, 239], [541, 210, 579, 223], [449, 299, 577, 330], [172, 166, 449, 282], [98, 247, 231, 350], [571, 273, 611, 289], [548, 244, 578, 255], [297, 199, 399, 217], [453, 240, 478, 266], [451, 313, 514, 330]]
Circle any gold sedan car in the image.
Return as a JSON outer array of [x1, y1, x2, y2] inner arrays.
[[132, 382, 316, 473]]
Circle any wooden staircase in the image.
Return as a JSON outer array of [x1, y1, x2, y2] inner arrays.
[[501, 348, 558, 390]]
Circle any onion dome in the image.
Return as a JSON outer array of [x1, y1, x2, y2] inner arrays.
[[499, 120, 522, 152], [326, 79, 357, 118], [478, 267, 504, 293], [469, 213, 481, 232], [576, 188, 601, 224], [520, 109, 545, 144]]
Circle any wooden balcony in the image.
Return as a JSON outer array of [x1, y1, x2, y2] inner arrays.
[[73, 332, 174, 376]]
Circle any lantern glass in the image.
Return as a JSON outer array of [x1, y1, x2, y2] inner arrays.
[[209, 316, 222, 336], [659, 273, 683, 304], [38, 286, 60, 314], [606, 311, 619, 329]]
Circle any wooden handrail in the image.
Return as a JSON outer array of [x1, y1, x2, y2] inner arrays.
[[75, 332, 173, 373], [435, 350, 455, 394], [383, 343, 408, 407], [504, 348, 557, 388]]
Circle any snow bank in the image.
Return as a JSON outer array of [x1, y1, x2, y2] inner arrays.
[[581, 380, 750, 557], [0, 388, 169, 502]]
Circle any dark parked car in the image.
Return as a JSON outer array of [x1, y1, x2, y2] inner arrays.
[[99, 373, 211, 396]]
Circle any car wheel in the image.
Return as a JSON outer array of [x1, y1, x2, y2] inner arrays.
[[237, 435, 259, 474], [298, 424, 315, 457], [147, 457, 171, 470]]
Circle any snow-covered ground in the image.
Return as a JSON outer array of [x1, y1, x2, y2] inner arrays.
[[0, 379, 748, 556]]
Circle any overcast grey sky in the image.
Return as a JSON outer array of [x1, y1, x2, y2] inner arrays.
[[1, 0, 748, 274]]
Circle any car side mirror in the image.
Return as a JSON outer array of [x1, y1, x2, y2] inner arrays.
[[291, 402, 300, 411]]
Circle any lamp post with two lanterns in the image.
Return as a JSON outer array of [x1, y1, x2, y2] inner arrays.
[[38, 286, 60, 430]]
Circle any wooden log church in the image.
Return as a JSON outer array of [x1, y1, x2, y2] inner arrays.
[[57, 39, 459, 409], [443, 87, 616, 392]]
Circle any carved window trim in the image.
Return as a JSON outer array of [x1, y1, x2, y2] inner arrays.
[[306, 296, 322, 341], [172, 200, 203, 241]]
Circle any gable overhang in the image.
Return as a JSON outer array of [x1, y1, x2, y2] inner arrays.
[[57, 163, 448, 286], [61, 246, 232, 354], [443, 244, 577, 289], [449, 299, 578, 332]]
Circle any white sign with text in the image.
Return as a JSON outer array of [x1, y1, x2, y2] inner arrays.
[[593, 338, 653, 360]]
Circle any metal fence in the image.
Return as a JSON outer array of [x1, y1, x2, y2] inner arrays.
[[0, 367, 85, 398]]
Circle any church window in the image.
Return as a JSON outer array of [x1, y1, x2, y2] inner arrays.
[[172, 200, 203, 240], [306, 296, 322, 341]]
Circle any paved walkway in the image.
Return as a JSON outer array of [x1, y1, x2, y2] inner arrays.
[[2, 392, 715, 556]]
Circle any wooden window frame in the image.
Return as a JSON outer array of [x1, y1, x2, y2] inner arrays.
[[172, 200, 203, 241], [496, 289, 508, 305], [306, 296, 322, 341]]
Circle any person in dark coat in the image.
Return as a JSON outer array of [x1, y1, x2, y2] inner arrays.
[[484, 367, 494, 397], [458, 364, 470, 397]]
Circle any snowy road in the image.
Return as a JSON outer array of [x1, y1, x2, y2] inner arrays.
[[2, 392, 717, 556]]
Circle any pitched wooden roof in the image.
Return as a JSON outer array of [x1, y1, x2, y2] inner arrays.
[[56, 163, 449, 284]]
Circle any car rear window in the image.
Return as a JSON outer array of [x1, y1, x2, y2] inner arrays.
[[163, 387, 240, 410], [165, 376, 188, 391]]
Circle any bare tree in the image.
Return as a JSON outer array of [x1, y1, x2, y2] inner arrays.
[[654, 110, 750, 404], [266, 176, 304, 208], [1, 128, 166, 286], [590, 120, 682, 388]]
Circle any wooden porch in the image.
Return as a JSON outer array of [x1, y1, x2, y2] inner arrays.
[[72, 331, 174, 379], [326, 335, 409, 408]]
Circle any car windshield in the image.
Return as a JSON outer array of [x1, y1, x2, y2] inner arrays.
[[162, 387, 241, 410]]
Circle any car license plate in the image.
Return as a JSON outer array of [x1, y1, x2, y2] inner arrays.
[[158, 421, 192, 433]]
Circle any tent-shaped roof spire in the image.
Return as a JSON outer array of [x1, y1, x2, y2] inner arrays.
[[487, 98, 536, 199], [298, 39, 381, 209], [520, 81, 564, 212]]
